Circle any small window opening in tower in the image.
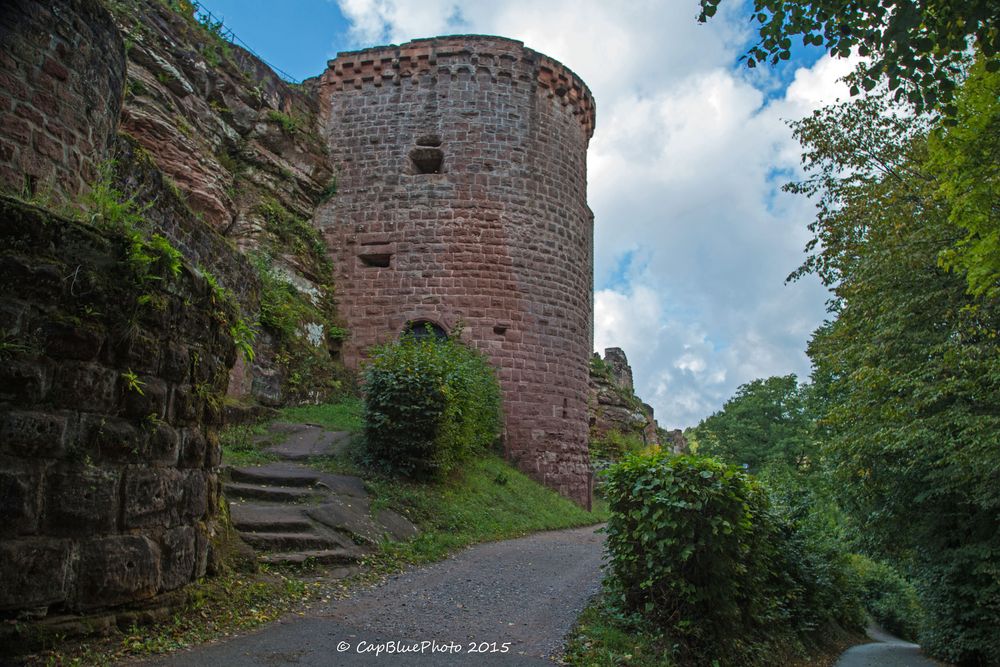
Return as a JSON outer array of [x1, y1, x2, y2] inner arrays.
[[359, 252, 392, 267], [410, 147, 443, 174], [404, 320, 448, 341]]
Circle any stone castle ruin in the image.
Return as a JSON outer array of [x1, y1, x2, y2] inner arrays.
[[319, 36, 596, 506], [0, 0, 603, 622]]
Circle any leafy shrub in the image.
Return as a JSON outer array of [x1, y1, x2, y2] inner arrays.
[[848, 554, 923, 641], [916, 542, 1000, 666], [362, 330, 502, 479], [602, 452, 863, 666]]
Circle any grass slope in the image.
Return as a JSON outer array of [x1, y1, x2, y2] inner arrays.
[[366, 455, 607, 567]]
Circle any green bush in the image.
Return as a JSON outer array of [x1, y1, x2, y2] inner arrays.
[[848, 554, 923, 641], [602, 452, 863, 666], [916, 542, 1000, 666], [362, 331, 501, 479]]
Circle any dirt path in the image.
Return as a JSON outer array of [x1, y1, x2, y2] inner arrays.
[[141, 525, 605, 666], [835, 625, 947, 667]]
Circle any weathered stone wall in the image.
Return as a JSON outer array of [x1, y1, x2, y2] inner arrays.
[[0, 0, 124, 201], [0, 0, 348, 410], [318, 36, 596, 506], [0, 195, 232, 616], [0, 0, 249, 624]]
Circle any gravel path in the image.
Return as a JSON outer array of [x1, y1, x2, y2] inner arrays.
[[835, 625, 947, 667], [142, 525, 605, 666]]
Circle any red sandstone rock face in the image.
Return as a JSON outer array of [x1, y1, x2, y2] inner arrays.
[[589, 348, 661, 451], [318, 36, 596, 506]]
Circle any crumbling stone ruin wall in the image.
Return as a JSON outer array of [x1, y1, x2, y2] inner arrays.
[[0, 0, 244, 627], [0, 195, 232, 617], [0, 0, 124, 201], [318, 36, 596, 506], [589, 347, 660, 450]]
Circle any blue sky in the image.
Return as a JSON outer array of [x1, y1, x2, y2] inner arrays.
[[195, 0, 858, 429], [196, 1, 352, 80]]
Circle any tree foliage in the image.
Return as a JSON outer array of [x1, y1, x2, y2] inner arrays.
[[698, 0, 999, 114], [690, 374, 815, 474], [789, 82, 1000, 664], [927, 60, 1000, 298], [602, 453, 863, 666]]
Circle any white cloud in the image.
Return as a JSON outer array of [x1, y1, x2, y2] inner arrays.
[[334, 0, 857, 428]]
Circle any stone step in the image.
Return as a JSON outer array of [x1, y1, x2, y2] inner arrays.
[[266, 428, 353, 461], [257, 549, 362, 566], [249, 421, 313, 446], [230, 504, 314, 533], [239, 531, 346, 552], [223, 482, 313, 503], [228, 463, 320, 488]]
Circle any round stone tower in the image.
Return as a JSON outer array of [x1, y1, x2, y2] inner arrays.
[[317, 35, 595, 506]]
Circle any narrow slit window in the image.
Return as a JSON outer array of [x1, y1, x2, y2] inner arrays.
[[359, 253, 392, 267]]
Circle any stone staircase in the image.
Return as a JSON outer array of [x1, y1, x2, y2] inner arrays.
[[223, 423, 417, 569]]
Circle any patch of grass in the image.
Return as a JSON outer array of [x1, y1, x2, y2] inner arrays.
[[219, 421, 278, 467], [278, 397, 363, 431], [266, 109, 302, 134], [219, 398, 363, 466], [359, 454, 608, 568], [564, 594, 673, 667]]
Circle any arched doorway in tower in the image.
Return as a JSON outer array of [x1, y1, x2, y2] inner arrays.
[[402, 319, 448, 341]]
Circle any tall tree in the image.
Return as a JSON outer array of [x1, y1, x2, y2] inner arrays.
[[690, 374, 814, 474], [927, 60, 1000, 298], [698, 0, 999, 115], [789, 86, 1000, 664]]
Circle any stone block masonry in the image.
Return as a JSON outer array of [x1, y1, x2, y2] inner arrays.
[[0, 0, 124, 202], [318, 36, 596, 506], [0, 195, 234, 614]]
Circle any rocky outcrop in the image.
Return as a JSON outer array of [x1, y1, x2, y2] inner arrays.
[[105, 0, 344, 407], [588, 348, 660, 456], [110, 0, 331, 243], [661, 428, 689, 454], [602, 347, 634, 392]]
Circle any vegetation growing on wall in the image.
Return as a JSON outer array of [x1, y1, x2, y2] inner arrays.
[[103, 0, 347, 407], [250, 252, 346, 403]]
